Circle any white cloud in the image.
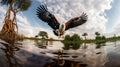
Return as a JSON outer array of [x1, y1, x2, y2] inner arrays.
[[104, 1, 120, 37], [109, 16, 120, 36], [16, 13, 57, 38], [0, 5, 58, 39], [0, 6, 7, 30], [0, 0, 114, 39], [37, 0, 113, 38]]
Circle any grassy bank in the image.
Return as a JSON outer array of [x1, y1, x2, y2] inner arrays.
[[24, 37, 61, 41], [24, 36, 120, 44]]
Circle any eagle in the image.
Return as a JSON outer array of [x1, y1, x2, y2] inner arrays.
[[36, 5, 88, 38]]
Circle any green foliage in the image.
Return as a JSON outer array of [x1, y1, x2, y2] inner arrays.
[[0, 0, 12, 5], [95, 32, 100, 36], [64, 34, 81, 42], [38, 31, 48, 39], [82, 33, 88, 36], [71, 42, 81, 50], [14, 0, 32, 11], [0, 0, 31, 11], [62, 42, 81, 50], [71, 34, 81, 41], [82, 33, 88, 40], [35, 35, 38, 38], [95, 36, 101, 40], [95, 35, 106, 46], [101, 36, 106, 39], [95, 32, 106, 41], [95, 35, 106, 40], [63, 42, 70, 50], [62, 34, 82, 49], [64, 35, 71, 41]]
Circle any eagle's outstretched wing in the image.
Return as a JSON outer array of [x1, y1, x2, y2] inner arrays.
[[65, 13, 88, 30], [36, 5, 60, 30]]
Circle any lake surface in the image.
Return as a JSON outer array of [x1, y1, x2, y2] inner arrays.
[[0, 40, 120, 67]]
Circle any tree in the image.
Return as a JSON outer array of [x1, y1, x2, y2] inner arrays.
[[82, 33, 88, 40], [62, 42, 70, 50], [38, 31, 48, 39], [95, 32, 101, 40], [101, 36, 106, 40], [71, 42, 81, 50], [95, 32, 100, 36], [0, 0, 31, 43], [64, 35, 71, 41], [71, 34, 81, 41]]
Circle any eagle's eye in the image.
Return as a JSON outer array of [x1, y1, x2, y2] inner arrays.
[[53, 30, 58, 36], [55, 29, 59, 33]]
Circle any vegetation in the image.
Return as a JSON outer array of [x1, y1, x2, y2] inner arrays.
[[14, 28, 119, 47], [38, 31, 48, 39], [71, 34, 81, 41], [61, 34, 82, 50], [82, 33, 88, 40], [95, 32, 100, 36], [25, 36, 60, 41], [0, 0, 31, 43], [95, 32, 106, 44], [62, 32, 120, 44], [24, 32, 120, 44], [24, 37, 42, 40], [62, 34, 82, 43], [0, 0, 119, 45], [62, 42, 81, 50], [35, 31, 48, 39], [64, 35, 71, 41]]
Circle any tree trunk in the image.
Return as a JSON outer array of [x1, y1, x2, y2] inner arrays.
[[0, 1, 19, 44], [85, 36, 87, 40]]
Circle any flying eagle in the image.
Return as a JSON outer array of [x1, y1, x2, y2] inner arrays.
[[36, 5, 88, 38]]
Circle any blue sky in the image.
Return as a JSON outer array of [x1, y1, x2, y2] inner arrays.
[[105, 0, 120, 32], [0, 0, 120, 38]]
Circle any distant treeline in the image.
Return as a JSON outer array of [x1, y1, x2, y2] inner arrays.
[[63, 32, 120, 43], [25, 31, 120, 44]]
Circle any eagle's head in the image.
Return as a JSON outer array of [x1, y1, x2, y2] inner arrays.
[[53, 29, 64, 36], [53, 23, 66, 38], [53, 29, 60, 36]]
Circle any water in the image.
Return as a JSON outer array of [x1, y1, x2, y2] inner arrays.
[[0, 40, 120, 67]]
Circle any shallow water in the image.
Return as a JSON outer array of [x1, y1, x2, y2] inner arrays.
[[0, 40, 120, 67]]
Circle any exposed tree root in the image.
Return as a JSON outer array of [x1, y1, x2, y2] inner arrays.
[[0, 8, 23, 44]]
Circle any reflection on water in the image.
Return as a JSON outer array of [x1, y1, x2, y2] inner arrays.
[[34, 40, 48, 49], [0, 42, 21, 67], [95, 42, 106, 49], [0, 40, 120, 67], [62, 42, 81, 50]]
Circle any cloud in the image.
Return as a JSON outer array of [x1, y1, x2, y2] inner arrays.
[[0, 0, 113, 39], [37, 0, 113, 38], [0, 6, 7, 30], [16, 13, 56, 38], [0, 6, 56, 38], [109, 16, 120, 36], [104, 1, 120, 37]]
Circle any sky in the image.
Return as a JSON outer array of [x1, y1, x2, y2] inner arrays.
[[0, 0, 120, 39]]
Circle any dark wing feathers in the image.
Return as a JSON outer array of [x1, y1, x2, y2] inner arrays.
[[36, 5, 60, 30], [65, 13, 88, 30]]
